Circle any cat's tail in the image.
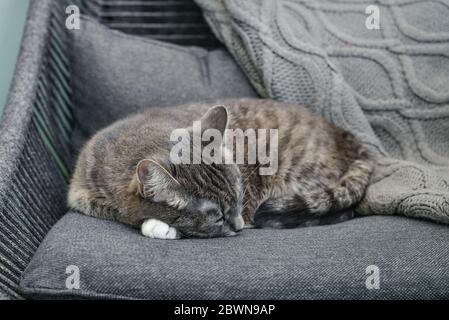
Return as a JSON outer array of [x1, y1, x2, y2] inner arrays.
[[278, 146, 374, 216], [254, 147, 374, 228], [313, 148, 374, 214]]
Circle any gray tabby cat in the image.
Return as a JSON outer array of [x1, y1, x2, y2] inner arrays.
[[68, 99, 374, 239]]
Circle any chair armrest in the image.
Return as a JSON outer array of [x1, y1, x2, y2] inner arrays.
[[0, 0, 75, 299]]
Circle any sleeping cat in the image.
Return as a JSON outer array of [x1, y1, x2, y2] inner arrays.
[[68, 99, 374, 239]]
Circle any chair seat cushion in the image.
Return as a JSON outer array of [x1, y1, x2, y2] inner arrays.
[[20, 212, 449, 299]]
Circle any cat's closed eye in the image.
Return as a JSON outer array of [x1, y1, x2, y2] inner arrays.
[[205, 208, 225, 224]]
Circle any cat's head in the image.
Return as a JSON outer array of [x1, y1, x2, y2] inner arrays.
[[134, 106, 245, 238]]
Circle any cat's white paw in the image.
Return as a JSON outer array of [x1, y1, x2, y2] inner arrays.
[[141, 219, 179, 240]]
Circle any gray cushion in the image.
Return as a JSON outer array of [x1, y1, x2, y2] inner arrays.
[[70, 16, 257, 148], [20, 212, 449, 299]]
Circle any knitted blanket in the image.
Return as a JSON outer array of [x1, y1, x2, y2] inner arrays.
[[194, 0, 449, 223]]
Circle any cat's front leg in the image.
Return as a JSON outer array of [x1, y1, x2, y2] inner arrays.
[[242, 211, 256, 229], [141, 219, 180, 240], [242, 184, 260, 229], [241, 192, 261, 229]]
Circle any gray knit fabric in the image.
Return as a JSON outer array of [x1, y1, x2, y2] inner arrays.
[[194, 0, 449, 223]]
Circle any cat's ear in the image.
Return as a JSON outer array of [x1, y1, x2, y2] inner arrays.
[[134, 159, 180, 198], [200, 105, 228, 137]]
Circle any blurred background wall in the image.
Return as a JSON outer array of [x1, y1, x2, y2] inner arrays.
[[0, 0, 29, 115]]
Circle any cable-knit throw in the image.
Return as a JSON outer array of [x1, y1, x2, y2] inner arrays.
[[195, 0, 449, 223]]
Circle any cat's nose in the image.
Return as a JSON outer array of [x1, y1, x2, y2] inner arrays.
[[230, 215, 244, 232]]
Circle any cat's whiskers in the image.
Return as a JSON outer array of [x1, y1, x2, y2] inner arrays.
[[243, 164, 261, 184]]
